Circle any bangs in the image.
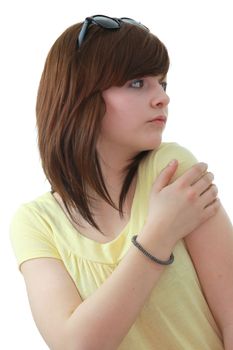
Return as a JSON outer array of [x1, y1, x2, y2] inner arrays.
[[116, 26, 169, 84], [84, 24, 170, 90]]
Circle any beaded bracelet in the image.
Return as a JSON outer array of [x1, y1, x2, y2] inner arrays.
[[131, 235, 174, 266]]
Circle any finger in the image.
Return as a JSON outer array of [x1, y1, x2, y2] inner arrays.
[[192, 172, 214, 195], [199, 184, 218, 207], [176, 162, 208, 187], [201, 197, 221, 221], [153, 159, 178, 192]]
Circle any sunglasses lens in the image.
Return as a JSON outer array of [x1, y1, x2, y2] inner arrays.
[[120, 17, 149, 30], [93, 16, 120, 29], [120, 17, 135, 24]]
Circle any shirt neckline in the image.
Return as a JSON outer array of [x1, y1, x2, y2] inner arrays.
[[48, 176, 140, 247]]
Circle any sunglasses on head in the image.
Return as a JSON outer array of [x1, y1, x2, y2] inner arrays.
[[77, 14, 149, 48]]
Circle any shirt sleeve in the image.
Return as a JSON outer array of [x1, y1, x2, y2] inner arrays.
[[10, 204, 61, 270], [153, 142, 199, 181]]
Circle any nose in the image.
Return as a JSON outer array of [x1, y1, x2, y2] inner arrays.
[[150, 88, 170, 108]]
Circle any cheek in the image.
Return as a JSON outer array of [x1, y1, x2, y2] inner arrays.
[[100, 104, 135, 144], [101, 113, 127, 137], [102, 92, 132, 128], [101, 88, 148, 138], [103, 87, 144, 112]]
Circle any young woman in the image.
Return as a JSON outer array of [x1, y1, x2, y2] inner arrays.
[[10, 15, 233, 349]]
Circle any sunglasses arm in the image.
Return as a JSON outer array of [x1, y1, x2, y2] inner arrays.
[[78, 18, 91, 48]]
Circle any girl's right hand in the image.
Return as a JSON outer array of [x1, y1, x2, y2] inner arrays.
[[142, 159, 220, 250]]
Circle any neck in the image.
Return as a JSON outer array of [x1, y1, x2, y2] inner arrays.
[[92, 143, 138, 208], [97, 141, 138, 186]]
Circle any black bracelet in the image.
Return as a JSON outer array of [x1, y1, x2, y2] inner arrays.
[[131, 235, 174, 266]]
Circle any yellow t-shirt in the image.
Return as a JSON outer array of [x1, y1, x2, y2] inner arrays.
[[10, 142, 224, 349]]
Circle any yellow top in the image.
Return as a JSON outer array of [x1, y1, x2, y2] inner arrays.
[[10, 142, 224, 349]]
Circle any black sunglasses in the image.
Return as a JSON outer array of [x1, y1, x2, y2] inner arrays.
[[77, 14, 149, 48]]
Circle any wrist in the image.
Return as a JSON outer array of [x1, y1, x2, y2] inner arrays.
[[131, 235, 174, 266], [137, 224, 175, 261]]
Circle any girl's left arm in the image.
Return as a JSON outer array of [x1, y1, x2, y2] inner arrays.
[[184, 203, 233, 349]]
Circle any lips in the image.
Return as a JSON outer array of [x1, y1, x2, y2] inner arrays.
[[149, 115, 167, 123]]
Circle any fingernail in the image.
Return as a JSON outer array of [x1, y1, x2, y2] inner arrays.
[[169, 159, 177, 166], [202, 162, 208, 170]]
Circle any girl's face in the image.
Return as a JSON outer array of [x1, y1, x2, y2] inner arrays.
[[100, 75, 170, 155]]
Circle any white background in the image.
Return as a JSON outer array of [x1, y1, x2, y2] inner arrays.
[[1, 0, 232, 348]]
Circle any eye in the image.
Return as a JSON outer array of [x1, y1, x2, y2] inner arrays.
[[160, 81, 167, 91], [129, 79, 144, 88]]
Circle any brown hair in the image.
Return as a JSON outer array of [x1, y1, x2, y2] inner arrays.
[[36, 19, 169, 233]]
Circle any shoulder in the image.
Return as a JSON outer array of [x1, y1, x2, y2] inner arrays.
[[154, 141, 198, 164], [10, 192, 55, 229], [141, 142, 199, 181], [9, 192, 60, 265]]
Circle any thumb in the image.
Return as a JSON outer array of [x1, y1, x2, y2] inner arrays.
[[153, 159, 178, 192]]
